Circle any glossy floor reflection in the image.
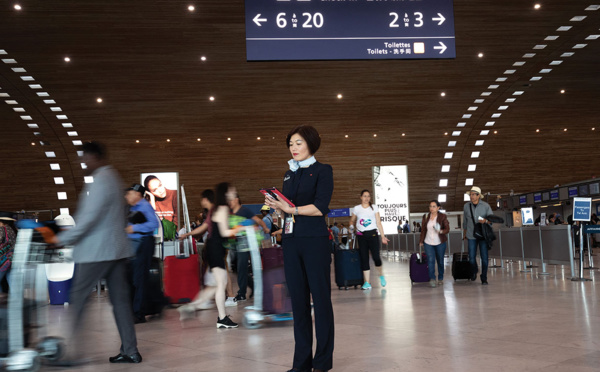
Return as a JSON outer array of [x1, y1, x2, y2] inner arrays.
[[43, 254, 600, 371]]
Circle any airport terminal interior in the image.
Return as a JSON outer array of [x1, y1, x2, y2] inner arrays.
[[1, 0, 600, 371]]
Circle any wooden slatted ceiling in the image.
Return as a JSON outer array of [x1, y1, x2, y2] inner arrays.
[[0, 0, 598, 217]]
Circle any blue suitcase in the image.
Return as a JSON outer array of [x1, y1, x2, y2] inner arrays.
[[334, 249, 363, 290]]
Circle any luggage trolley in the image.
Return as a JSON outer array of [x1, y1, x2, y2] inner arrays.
[[1, 221, 67, 372], [236, 226, 292, 329]]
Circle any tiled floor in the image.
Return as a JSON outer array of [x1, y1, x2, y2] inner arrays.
[[40, 253, 600, 371]]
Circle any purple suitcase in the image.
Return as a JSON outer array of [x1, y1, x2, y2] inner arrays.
[[409, 252, 429, 284], [263, 266, 292, 314]]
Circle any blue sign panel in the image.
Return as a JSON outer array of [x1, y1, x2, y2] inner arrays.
[[584, 225, 600, 234], [519, 195, 527, 205], [328, 208, 350, 218], [550, 190, 559, 200], [568, 186, 578, 198], [572, 197, 591, 222], [245, 0, 456, 61], [534, 193, 542, 203]]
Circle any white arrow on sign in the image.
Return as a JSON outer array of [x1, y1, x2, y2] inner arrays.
[[253, 14, 267, 26], [432, 13, 446, 25], [434, 42, 447, 54]]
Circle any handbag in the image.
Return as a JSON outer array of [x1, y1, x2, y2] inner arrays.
[[469, 204, 485, 240]]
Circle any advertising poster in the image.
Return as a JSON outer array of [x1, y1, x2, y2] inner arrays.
[[521, 207, 534, 226], [540, 212, 547, 226], [372, 165, 410, 235], [140, 172, 179, 229]]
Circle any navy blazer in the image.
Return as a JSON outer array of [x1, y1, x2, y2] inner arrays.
[[281, 161, 333, 238]]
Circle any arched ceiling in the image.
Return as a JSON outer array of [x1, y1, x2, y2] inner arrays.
[[1, 1, 599, 217]]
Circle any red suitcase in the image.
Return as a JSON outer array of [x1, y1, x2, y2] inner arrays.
[[163, 238, 200, 304]]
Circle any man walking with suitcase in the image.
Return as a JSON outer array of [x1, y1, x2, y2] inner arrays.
[[463, 186, 493, 285]]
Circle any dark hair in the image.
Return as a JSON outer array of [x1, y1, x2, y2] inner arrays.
[[429, 200, 441, 208], [286, 125, 321, 155], [215, 182, 230, 207], [201, 189, 215, 204], [360, 189, 373, 210], [1, 220, 17, 235], [81, 141, 107, 160], [143, 175, 159, 191]]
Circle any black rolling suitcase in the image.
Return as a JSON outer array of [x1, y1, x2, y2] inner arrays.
[[143, 257, 169, 318], [452, 253, 472, 281], [334, 249, 363, 290]]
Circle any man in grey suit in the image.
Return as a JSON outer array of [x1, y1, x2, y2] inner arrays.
[[51, 141, 142, 364]]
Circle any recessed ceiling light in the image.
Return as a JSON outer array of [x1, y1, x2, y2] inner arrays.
[[136, 140, 140, 143], [167, 139, 171, 142], [402, 133, 406, 136], [534, 4, 541, 9], [200, 56, 207, 61], [493, 131, 498, 134], [560, 89, 565, 94], [564, 128, 567, 132], [440, 92, 446, 97], [344, 135, 348, 138], [197, 138, 201, 141], [209, 96, 215, 101], [227, 137, 231, 141], [188, 5, 195, 11], [592, 128, 596, 131], [31, 142, 35, 146], [444, 132, 448, 136], [536, 129, 540, 132], [257, 137, 261, 140], [373, 134, 377, 137], [64, 57, 71, 62], [337, 94, 343, 99], [478, 53, 483, 58], [96, 98, 103, 103], [14, 4, 22, 10]]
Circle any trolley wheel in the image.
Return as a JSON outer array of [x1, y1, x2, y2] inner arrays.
[[242, 313, 262, 329], [37, 336, 65, 361], [5, 349, 41, 372]]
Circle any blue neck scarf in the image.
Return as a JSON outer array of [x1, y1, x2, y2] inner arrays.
[[288, 156, 316, 172]]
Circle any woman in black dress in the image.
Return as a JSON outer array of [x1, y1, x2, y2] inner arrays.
[[265, 125, 334, 372]]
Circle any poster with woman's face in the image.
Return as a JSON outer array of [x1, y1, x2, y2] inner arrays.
[[140, 172, 179, 228]]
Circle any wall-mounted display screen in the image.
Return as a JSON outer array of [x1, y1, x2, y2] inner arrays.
[[551, 189, 559, 200], [519, 195, 527, 205], [568, 186, 578, 198], [542, 192, 550, 202], [245, 0, 456, 61], [579, 184, 589, 196], [559, 188, 568, 200], [534, 193, 542, 203], [590, 183, 599, 195]]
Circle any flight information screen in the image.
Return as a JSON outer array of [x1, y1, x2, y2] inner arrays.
[[245, 0, 456, 61]]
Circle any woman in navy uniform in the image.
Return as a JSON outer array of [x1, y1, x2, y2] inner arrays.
[[265, 125, 334, 372]]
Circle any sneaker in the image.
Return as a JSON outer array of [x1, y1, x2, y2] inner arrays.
[[177, 304, 196, 321], [225, 297, 238, 307], [380, 276, 387, 287], [234, 294, 247, 302], [361, 282, 372, 290], [438, 280, 444, 285], [429, 279, 437, 288], [197, 300, 215, 310], [217, 315, 238, 329]]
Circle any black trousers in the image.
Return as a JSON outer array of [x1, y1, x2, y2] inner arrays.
[[130, 235, 155, 317], [236, 251, 250, 297], [283, 236, 334, 371], [356, 230, 382, 271], [69, 259, 138, 356]]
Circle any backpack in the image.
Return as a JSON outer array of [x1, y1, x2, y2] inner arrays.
[[161, 218, 177, 241]]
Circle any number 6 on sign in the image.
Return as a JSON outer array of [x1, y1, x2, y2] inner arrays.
[[277, 12, 287, 28]]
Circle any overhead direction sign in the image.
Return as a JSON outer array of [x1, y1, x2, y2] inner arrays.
[[245, 0, 456, 61]]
